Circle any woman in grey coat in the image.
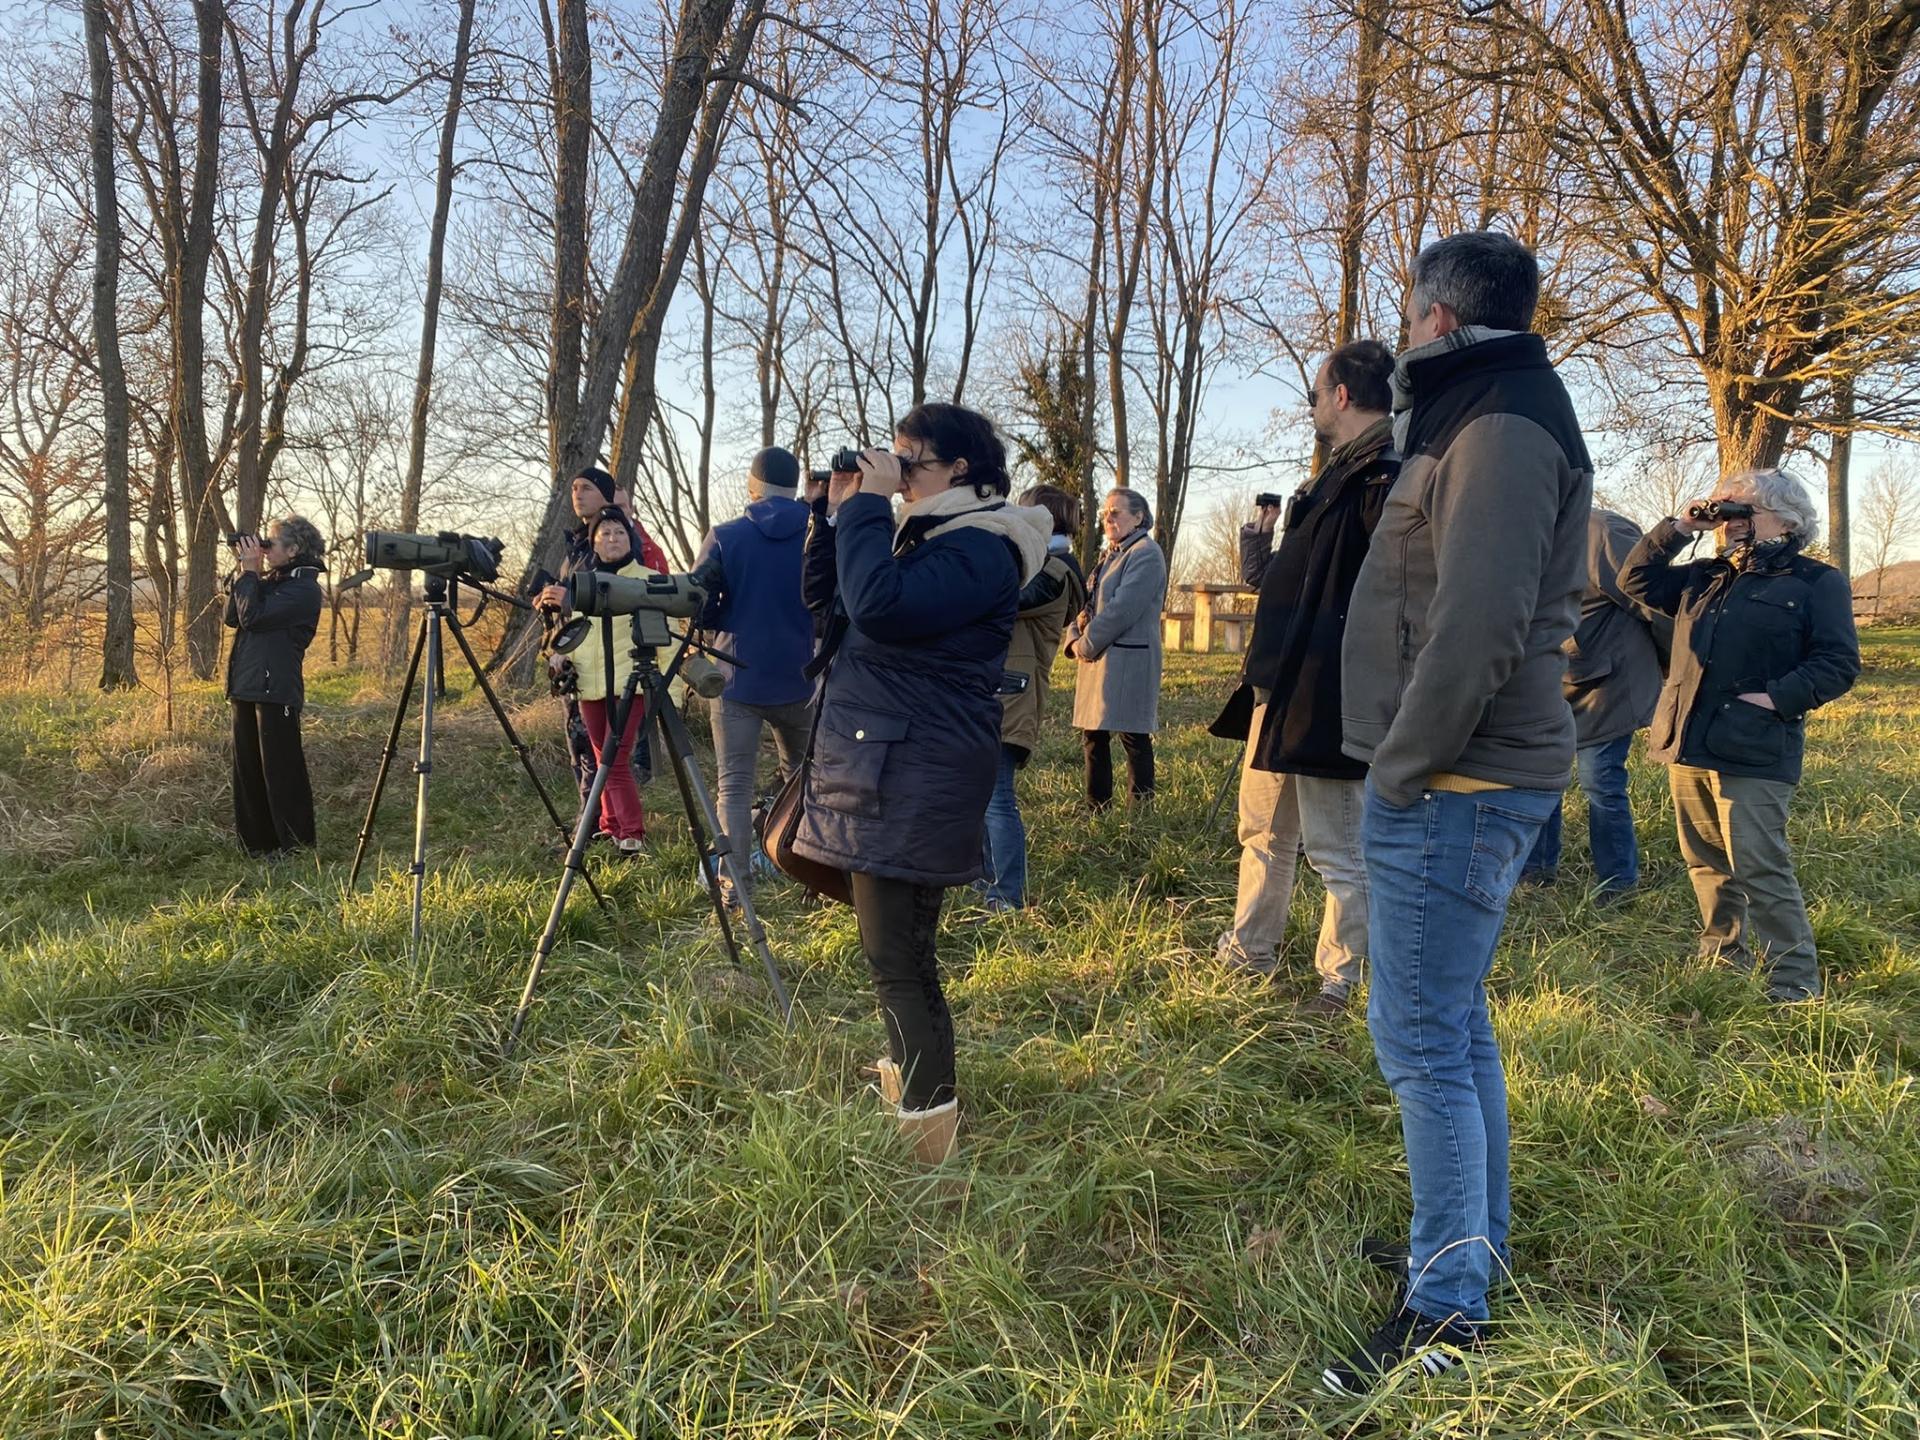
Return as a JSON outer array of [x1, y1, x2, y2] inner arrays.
[[1064, 488, 1168, 808]]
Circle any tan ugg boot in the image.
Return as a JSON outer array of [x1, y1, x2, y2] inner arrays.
[[874, 1056, 903, 1108], [896, 1099, 960, 1167]]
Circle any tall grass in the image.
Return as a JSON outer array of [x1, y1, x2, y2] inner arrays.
[[0, 635, 1915, 1437]]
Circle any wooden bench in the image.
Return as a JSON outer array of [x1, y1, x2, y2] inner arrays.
[[1158, 607, 1253, 653], [1214, 613, 1253, 654]]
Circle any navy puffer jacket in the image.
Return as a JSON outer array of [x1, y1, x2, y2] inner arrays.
[[794, 491, 1021, 886], [224, 561, 324, 707]]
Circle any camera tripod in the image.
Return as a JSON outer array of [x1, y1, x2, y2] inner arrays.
[[349, 572, 613, 949], [503, 610, 794, 1057]]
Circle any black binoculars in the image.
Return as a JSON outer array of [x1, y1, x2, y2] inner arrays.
[[1687, 500, 1755, 523]]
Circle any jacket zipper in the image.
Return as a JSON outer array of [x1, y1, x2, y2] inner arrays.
[[1394, 523, 1415, 693]]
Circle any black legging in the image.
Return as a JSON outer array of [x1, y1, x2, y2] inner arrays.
[[232, 700, 316, 856], [1082, 728, 1155, 808], [849, 870, 954, 1110]]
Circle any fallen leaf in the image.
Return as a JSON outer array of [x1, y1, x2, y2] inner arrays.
[[1246, 1226, 1282, 1261]]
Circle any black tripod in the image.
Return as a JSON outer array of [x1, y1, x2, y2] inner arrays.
[[349, 571, 613, 949], [503, 609, 793, 1056]]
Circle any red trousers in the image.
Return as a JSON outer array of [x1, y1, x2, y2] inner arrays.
[[578, 697, 646, 841]]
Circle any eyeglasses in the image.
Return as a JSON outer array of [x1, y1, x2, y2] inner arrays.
[[893, 453, 947, 476]]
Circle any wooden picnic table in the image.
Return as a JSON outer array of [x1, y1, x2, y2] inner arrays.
[[1173, 582, 1255, 653]]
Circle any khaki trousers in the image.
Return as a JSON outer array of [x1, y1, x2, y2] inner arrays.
[[1218, 705, 1369, 992], [1668, 763, 1821, 1000]]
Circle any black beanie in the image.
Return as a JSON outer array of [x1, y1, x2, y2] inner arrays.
[[576, 465, 616, 503], [749, 447, 800, 492]]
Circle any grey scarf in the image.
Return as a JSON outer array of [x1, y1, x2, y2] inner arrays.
[[1390, 326, 1521, 453]]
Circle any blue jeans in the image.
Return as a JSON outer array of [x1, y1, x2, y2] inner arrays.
[[1363, 780, 1559, 1323], [980, 746, 1026, 907], [1524, 734, 1639, 891]]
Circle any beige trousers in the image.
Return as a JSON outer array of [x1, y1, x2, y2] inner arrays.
[[1217, 705, 1369, 992]]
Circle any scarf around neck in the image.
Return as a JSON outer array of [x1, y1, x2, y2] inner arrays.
[[1726, 533, 1798, 572], [894, 483, 1053, 583], [1389, 326, 1521, 452], [1325, 414, 1395, 474]]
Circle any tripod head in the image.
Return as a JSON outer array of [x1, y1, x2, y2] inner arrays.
[[592, 609, 729, 698]]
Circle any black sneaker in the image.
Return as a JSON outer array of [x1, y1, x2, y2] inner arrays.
[[1358, 1236, 1410, 1274], [1320, 1306, 1483, 1395]]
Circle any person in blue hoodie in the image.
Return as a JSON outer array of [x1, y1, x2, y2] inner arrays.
[[694, 447, 817, 900]]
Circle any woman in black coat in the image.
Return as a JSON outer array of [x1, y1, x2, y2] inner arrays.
[[1619, 468, 1859, 1001], [799, 403, 1049, 1164], [225, 515, 326, 856]]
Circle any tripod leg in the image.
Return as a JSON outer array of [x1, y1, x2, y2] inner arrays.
[[349, 613, 429, 888], [442, 615, 616, 919], [503, 666, 642, 1059], [409, 614, 441, 952], [649, 672, 794, 1026], [1205, 750, 1241, 833]]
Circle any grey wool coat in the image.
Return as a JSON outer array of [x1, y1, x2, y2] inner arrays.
[[1065, 529, 1169, 734]]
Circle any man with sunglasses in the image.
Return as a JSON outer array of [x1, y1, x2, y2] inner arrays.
[[1214, 338, 1399, 1014]]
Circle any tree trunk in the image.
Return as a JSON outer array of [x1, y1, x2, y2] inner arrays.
[[1316, 0, 1385, 476], [229, 1, 313, 533], [1077, 267, 1105, 572], [387, 0, 477, 670], [547, 0, 591, 483], [496, 0, 755, 678], [87, 0, 136, 690], [179, 0, 229, 681], [1826, 374, 1853, 575]]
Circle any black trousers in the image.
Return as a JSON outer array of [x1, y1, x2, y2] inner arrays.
[[849, 870, 954, 1110], [1082, 729, 1155, 808], [232, 700, 316, 856]]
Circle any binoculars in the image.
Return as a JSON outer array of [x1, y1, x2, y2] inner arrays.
[[1687, 500, 1754, 523]]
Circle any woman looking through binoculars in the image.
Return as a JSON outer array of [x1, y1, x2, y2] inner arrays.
[[797, 403, 1052, 1166], [225, 516, 327, 857], [1619, 467, 1859, 1002]]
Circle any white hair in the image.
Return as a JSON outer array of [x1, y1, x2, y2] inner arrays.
[[1725, 467, 1820, 544]]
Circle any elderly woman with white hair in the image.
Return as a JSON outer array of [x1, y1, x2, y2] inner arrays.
[[1619, 467, 1859, 1002]]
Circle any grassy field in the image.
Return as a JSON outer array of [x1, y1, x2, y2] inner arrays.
[[0, 633, 1915, 1439]]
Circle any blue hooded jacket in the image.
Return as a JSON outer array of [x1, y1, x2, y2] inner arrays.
[[695, 497, 814, 706]]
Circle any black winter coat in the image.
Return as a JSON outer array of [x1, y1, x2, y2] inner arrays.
[[1223, 417, 1397, 777], [1564, 508, 1671, 748], [796, 491, 1021, 887], [224, 561, 324, 707], [1618, 520, 1859, 783]]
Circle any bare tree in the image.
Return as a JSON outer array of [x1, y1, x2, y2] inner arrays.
[[0, 213, 103, 675], [109, 0, 228, 678], [1138, 0, 1265, 565], [1859, 460, 1920, 618], [1479, 0, 1920, 567], [495, 0, 770, 675], [386, 0, 478, 668], [84, 0, 137, 688]]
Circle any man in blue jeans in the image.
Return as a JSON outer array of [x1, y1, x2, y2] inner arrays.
[[693, 447, 816, 903], [1521, 507, 1671, 899], [1327, 232, 1593, 1394]]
